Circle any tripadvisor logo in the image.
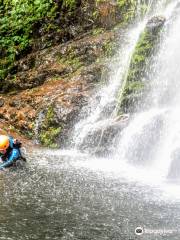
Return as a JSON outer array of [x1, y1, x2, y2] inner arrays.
[[135, 226, 144, 236]]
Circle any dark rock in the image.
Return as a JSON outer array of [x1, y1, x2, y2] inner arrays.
[[9, 100, 21, 108], [77, 115, 129, 155], [146, 16, 166, 33], [79, 63, 106, 84], [54, 96, 86, 147], [97, 1, 118, 29]]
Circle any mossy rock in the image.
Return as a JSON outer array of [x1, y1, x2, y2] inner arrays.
[[118, 16, 166, 113], [39, 106, 62, 148], [40, 127, 61, 148], [127, 16, 166, 82]]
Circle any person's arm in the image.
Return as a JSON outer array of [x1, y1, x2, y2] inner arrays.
[[0, 149, 20, 170]]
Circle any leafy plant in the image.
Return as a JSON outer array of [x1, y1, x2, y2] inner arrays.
[[0, 0, 79, 82]]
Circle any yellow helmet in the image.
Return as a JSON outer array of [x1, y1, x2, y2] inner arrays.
[[0, 135, 9, 150]]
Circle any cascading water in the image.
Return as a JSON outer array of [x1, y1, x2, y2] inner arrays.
[[72, 24, 145, 150], [149, 5, 180, 178], [113, 0, 180, 181], [71, 0, 180, 183], [71, 0, 154, 150]]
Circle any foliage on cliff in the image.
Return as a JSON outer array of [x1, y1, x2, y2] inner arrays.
[[0, 0, 81, 82], [0, 0, 50, 80], [118, 16, 166, 113], [0, 0, 145, 87]]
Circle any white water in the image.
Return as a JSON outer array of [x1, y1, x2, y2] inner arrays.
[[68, 0, 180, 187], [72, 23, 145, 148], [72, 0, 173, 149], [71, 1, 167, 149], [114, 1, 180, 180]]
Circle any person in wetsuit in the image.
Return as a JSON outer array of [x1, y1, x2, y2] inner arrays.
[[0, 135, 24, 170]]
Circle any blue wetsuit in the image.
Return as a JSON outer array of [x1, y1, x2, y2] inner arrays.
[[0, 136, 21, 170]]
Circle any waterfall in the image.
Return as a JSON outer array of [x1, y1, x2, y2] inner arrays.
[[70, 0, 180, 181], [71, 0, 156, 150], [72, 23, 146, 150], [113, 0, 180, 180]]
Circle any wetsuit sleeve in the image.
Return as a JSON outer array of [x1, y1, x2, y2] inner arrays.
[[0, 149, 20, 170]]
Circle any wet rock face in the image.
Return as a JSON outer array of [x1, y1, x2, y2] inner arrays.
[[2, 30, 115, 146], [77, 115, 129, 156], [1, 31, 115, 93], [0, 0, 128, 91], [0, 78, 90, 146], [146, 16, 166, 33], [0, 28, 118, 147], [97, 1, 119, 29], [35, 106, 61, 148], [117, 15, 166, 114], [35, 100, 84, 148], [0, 0, 139, 147]]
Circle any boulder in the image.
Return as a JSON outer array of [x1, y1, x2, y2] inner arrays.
[[77, 115, 129, 156]]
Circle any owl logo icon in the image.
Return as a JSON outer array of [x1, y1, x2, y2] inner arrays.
[[135, 226, 144, 236]]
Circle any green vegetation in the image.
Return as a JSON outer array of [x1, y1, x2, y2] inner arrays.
[[103, 40, 117, 57], [62, 0, 76, 9], [40, 127, 61, 148], [117, 0, 137, 23], [39, 106, 61, 148], [92, 28, 104, 36], [119, 80, 145, 112], [0, 0, 79, 82], [0, 0, 149, 84], [58, 55, 83, 71], [117, 16, 165, 113], [127, 29, 156, 83], [0, 0, 54, 80], [127, 17, 165, 83]]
